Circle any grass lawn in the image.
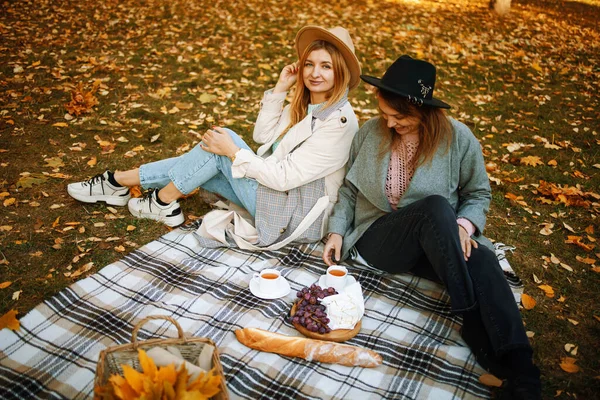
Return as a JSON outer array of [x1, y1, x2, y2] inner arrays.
[[1, 0, 599, 397]]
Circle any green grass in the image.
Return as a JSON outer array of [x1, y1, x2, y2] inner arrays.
[[1, 0, 599, 398]]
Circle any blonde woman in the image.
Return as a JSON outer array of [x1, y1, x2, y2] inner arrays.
[[324, 56, 541, 399], [68, 26, 360, 248]]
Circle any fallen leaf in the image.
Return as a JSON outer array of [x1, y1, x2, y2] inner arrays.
[[0, 309, 20, 331], [0, 281, 12, 289], [0, 225, 13, 232], [52, 122, 68, 127], [567, 318, 579, 326], [126, 225, 136, 231], [539, 223, 554, 236], [560, 263, 574, 272], [526, 331, 535, 338], [520, 156, 544, 167], [3, 198, 16, 207], [87, 157, 97, 167], [559, 357, 580, 373], [479, 374, 503, 387], [538, 284, 555, 298], [563, 222, 576, 233], [521, 293, 536, 310], [564, 344, 578, 356], [532, 273, 542, 284], [12, 290, 22, 300]]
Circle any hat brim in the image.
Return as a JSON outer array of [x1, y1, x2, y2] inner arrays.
[[361, 75, 451, 109], [295, 26, 361, 91]]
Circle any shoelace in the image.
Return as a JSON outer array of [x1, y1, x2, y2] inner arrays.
[[138, 189, 156, 212], [84, 173, 106, 195]]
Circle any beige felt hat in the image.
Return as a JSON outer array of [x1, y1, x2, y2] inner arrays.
[[295, 26, 361, 90]]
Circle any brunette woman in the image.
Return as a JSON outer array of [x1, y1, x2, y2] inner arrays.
[[323, 55, 541, 399], [68, 26, 360, 249]]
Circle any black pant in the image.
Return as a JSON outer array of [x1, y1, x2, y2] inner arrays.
[[355, 195, 531, 359]]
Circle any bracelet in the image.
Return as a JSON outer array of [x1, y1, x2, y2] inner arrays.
[[228, 148, 239, 163]]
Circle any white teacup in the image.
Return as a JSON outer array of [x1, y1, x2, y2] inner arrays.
[[325, 265, 348, 293], [253, 269, 282, 294]]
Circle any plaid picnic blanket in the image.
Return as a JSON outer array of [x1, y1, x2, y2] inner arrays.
[[0, 222, 523, 399]]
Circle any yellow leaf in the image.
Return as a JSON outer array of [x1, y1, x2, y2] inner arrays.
[[126, 225, 136, 231], [87, 157, 97, 167], [187, 367, 222, 397], [156, 364, 178, 385], [531, 62, 543, 72], [52, 122, 68, 127], [547, 159, 557, 166], [567, 318, 579, 326], [3, 198, 16, 207], [520, 156, 544, 167], [538, 284, 555, 298], [138, 349, 157, 379], [521, 293, 536, 310], [479, 373, 503, 387], [109, 374, 138, 399], [0, 281, 12, 289], [559, 357, 580, 373], [0, 309, 20, 331], [122, 364, 144, 394]]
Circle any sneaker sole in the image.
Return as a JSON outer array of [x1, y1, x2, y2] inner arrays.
[[68, 188, 130, 206], [127, 205, 185, 227]]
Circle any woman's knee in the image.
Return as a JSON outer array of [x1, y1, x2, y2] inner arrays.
[[467, 246, 502, 279], [410, 195, 456, 226]]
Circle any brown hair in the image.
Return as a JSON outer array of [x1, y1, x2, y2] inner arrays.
[[376, 89, 452, 166], [282, 40, 351, 136]]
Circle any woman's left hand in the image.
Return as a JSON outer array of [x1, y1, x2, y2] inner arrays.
[[201, 127, 240, 158], [458, 225, 478, 261]]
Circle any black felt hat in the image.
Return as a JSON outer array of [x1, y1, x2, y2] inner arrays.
[[360, 55, 451, 109]]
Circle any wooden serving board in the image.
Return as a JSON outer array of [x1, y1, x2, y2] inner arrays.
[[290, 302, 361, 343]]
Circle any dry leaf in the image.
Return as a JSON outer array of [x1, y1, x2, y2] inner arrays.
[[12, 290, 22, 300], [0, 281, 13, 289], [559, 263, 573, 272], [539, 223, 554, 236], [479, 374, 503, 387], [532, 273, 542, 284], [3, 198, 16, 207], [0, 309, 20, 331], [563, 222, 576, 233], [567, 318, 579, 326], [520, 156, 544, 167], [559, 357, 580, 373], [564, 344, 578, 356], [521, 293, 536, 310], [538, 284, 555, 298]]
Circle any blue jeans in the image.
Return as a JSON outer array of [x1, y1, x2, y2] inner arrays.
[[138, 129, 259, 216], [355, 195, 531, 357]]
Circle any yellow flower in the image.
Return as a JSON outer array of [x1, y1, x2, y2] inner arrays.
[[94, 349, 222, 400]]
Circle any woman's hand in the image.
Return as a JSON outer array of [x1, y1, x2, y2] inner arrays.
[[323, 233, 343, 266], [458, 225, 478, 261], [273, 62, 299, 93], [201, 127, 239, 159]]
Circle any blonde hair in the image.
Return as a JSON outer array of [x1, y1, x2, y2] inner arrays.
[[282, 40, 351, 136], [377, 89, 452, 166]]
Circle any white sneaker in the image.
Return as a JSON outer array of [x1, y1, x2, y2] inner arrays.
[[67, 171, 131, 206], [127, 190, 185, 227]]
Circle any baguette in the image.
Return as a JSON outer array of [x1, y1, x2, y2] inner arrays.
[[235, 327, 382, 368]]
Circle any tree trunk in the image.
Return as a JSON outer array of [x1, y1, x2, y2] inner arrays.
[[489, 0, 511, 15]]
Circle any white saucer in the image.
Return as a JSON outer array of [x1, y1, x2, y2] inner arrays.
[[317, 274, 357, 292], [249, 277, 291, 300]]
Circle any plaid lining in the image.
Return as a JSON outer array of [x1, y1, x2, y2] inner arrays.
[[0, 222, 496, 399]]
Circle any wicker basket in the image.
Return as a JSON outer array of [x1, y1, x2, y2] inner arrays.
[[94, 315, 228, 399]]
